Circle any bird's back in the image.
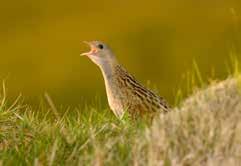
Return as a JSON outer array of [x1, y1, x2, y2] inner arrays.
[[104, 64, 170, 118]]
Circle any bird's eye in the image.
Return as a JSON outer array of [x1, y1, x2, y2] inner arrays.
[[97, 44, 104, 49]]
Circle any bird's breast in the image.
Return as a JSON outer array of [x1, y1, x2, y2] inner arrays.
[[103, 75, 127, 118]]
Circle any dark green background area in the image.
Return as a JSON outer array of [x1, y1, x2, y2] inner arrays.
[[0, 0, 241, 106]]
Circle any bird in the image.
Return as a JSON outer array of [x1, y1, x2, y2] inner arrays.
[[81, 41, 170, 119]]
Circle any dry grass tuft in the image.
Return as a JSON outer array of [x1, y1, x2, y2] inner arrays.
[[132, 76, 241, 165]]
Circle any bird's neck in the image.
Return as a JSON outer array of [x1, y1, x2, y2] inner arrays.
[[99, 60, 119, 80]]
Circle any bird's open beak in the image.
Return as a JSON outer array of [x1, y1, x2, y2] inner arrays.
[[80, 41, 97, 56]]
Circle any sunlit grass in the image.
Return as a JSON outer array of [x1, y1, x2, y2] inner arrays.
[[0, 59, 241, 165]]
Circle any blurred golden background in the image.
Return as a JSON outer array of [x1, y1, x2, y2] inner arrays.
[[0, 0, 241, 106]]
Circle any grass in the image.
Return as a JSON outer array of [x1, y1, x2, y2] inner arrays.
[[0, 64, 241, 165]]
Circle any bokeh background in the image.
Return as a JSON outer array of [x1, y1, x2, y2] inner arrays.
[[0, 0, 241, 106]]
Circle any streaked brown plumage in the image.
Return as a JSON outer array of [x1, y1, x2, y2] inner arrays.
[[81, 41, 170, 119]]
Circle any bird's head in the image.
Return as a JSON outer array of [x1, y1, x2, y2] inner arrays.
[[81, 41, 117, 67]]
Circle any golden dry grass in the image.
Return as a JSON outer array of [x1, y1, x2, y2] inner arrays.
[[132, 76, 241, 165]]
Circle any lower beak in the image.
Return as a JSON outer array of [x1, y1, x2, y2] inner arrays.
[[80, 52, 90, 56], [80, 41, 93, 56]]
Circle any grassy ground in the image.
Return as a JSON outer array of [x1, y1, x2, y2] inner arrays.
[[0, 73, 241, 165]]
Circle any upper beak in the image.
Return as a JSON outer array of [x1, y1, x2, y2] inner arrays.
[[81, 41, 93, 56]]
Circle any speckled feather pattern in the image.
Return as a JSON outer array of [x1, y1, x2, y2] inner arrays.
[[104, 64, 170, 118]]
